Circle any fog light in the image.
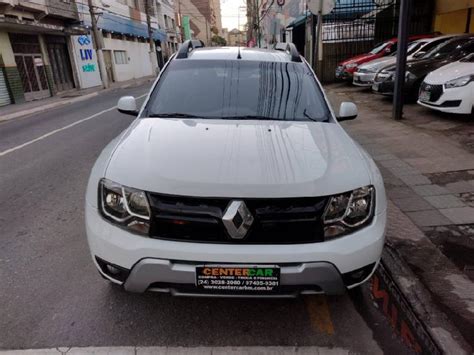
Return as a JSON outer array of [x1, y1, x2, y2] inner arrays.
[[106, 264, 121, 275], [95, 257, 130, 283], [342, 263, 376, 287]]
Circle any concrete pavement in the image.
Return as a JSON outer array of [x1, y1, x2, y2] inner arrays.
[[0, 82, 405, 353], [326, 83, 474, 352]]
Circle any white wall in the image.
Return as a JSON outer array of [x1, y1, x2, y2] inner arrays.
[[103, 38, 153, 82]]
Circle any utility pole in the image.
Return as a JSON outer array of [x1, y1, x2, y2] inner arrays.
[[145, 0, 159, 75], [314, 0, 323, 74], [256, 0, 261, 47], [392, 0, 411, 120], [87, 0, 108, 88], [178, 0, 183, 43]]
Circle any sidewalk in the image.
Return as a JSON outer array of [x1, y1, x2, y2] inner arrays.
[[325, 83, 474, 351], [0, 76, 155, 122]]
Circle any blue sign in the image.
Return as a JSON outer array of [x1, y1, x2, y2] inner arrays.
[[78, 35, 91, 46]]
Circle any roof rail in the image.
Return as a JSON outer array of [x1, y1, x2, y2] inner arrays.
[[176, 40, 205, 59], [274, 42, 302, 62]]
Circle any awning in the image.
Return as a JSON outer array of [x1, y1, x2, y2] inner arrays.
[[77, 3, 167, 42], [286, 11, 310, 29]]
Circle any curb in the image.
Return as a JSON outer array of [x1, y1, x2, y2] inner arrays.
[[373, 247, 472, 354], [0, 92, 99, 122], [0, 346, 352, 354]]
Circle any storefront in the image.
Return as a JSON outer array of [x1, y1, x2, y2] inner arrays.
[[45, 35, 75, 92], [9, 33, 50, 101]]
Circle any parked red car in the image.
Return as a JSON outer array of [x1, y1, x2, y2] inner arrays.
[[335, 34, 436, 80]]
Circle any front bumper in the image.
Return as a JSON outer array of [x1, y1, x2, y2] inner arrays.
[[372, 80, 394, 95], [335, 66, 353, 80], [418, 83, 474, 114], [353, 72, 375, 87], [86, 204, 386, 296]]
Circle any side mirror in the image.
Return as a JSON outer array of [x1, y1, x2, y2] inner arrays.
[[117, 96, 138, 116], [413, 51, 425, 58], [384, 47, 392, 54], [338, 102, 358, 121]]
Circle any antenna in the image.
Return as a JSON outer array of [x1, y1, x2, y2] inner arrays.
[[237, 46, 242, 59]]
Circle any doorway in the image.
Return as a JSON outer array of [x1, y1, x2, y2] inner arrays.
[[103, 50, 115, 83], [45, 35, 75, 92], [10, 33, 50, 101]]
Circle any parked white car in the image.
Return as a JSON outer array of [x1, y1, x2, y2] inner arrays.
[[353, 35, 457, 87], [85, 42, 387, 297], [418, 53, 474, 114]]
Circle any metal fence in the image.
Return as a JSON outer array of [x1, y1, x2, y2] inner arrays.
[[318, 0, 435, 83]]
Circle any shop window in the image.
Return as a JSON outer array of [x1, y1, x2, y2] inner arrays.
[[114, 50, 128, 64]]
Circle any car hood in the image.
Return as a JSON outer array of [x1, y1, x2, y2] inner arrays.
[[105, 118, 371, 198], [359, 57, 396, 72], [339, 53, 378, 66], [424, 61, 474, 84]]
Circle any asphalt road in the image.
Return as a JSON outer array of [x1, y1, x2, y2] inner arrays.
[[0, 82, 409, 353]]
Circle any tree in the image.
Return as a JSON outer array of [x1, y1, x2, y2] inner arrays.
[[212, 35, 227, 46]]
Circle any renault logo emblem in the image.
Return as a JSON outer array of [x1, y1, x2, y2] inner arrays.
[[222, 200, 254, 240]]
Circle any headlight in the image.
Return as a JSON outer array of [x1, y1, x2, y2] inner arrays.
[[405, 71, 415, 82], [376, 70, 393, 82], [322, 186, 375, 240], [444, 75, 473, 89], [345, 63, 358, 69], [99, 178, 151, 235]]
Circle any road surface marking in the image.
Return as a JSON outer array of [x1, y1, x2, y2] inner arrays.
[[0, 93, 147, 158], [305, 295, 335, 335]]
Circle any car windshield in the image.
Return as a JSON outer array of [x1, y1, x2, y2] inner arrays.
[[146, 60, 330, 122], [369, 42, 389, 54]]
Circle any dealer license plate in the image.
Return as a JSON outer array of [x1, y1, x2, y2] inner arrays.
[[419, 90, 430, 102], [196, 265, 280, 293], [372, 82, 380, 92]]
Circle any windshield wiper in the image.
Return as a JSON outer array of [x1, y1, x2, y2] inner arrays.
[[303, 109, 329, 122], [148, 113, 205, 118]]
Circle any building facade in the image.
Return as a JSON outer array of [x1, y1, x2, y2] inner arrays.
[[155, 0, 179, 61], [433, 0, 474, 34], [178, 0, 221, 45], [0, 0, 84, 106], [77, 0, 167, 84], [0, 0, 168, 107], [227, 28, 246, 46]]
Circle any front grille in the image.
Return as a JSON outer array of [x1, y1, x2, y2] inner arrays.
[[420, 82, 443, 102], [147, 193, 328, 244]]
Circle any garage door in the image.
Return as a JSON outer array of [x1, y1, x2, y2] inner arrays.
[[0, 69, 11, 107]]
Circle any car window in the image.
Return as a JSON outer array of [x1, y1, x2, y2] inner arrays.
[[460, 53, 474, 62], [370, 42, 389, 55], [389, 42, 397, 53], [419, 37, 452, 53], [146, 60, 331, 122], [448, 40, 474, 60], [422, 38, 469, 59], [406, 41, 424, 55]]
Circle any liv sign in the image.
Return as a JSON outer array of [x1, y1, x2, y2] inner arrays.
[[72, 34, 102, 89], [78, 36, 95, 69]]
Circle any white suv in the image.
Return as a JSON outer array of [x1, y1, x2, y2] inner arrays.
[[85, 42, 386, 297]]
